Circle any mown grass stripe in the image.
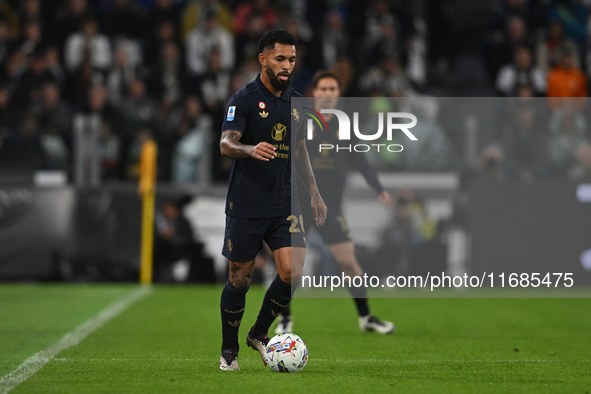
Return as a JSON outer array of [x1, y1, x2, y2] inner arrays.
[[0, 286, 151, 394]]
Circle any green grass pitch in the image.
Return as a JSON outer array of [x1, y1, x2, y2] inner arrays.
[[1, 284, 590, 393]]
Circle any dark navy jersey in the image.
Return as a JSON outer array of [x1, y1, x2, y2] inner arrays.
[[222, 75, 305, 218], [297, 115, 384, 211]]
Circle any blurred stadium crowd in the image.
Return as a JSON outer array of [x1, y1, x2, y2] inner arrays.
[[0, 0, 590, 184]]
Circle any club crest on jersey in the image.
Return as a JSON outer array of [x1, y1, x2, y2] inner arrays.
[[292, 108, 300, 122], [259, 101, 266, 109], [259, 111, 268, 118], [272, 123, 287, 141], [226, 106, 236, 121]]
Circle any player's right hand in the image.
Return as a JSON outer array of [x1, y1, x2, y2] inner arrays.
[[250, 142, 276, 161]]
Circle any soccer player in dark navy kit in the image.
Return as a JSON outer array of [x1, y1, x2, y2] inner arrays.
[[276, 70, 395, 335], [218, 30, 327, 371]]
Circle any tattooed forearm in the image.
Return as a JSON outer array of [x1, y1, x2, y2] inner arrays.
[[295, 139, 327, 225], [295, 139, 320, 197], [220, 130, 254, 159]]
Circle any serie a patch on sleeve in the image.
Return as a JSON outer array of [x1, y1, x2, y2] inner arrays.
[[226, 106, 236, 121]]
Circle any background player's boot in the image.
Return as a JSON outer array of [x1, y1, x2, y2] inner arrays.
[[274, 314, 293, 334], [359, 315, 395, 334], [219, 347, 240, 371], [246, 327, 269, 365]]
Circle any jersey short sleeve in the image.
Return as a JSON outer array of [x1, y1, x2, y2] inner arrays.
[[221, 93, 250, 135], [290, 95, 306, 142]]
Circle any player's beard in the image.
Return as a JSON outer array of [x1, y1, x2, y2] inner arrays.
[[267, 68, 292, 92]]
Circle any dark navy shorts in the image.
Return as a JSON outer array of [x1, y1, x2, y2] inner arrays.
[[222, 214, 307, 262]]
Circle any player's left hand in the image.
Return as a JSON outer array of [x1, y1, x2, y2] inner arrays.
[[378, 191, 392, 207], [312, 194, 328, 226]]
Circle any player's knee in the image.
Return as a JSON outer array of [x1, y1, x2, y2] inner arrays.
[[336, 255, 357, 269], [278, 268, 302, 285], [336, 257, 362, 276], [230, 275, 252, 290]]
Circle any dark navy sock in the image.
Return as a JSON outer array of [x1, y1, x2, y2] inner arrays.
[[220, 280, 248, 349], [347, 285, 370, 317], [281, 303, 292, 317], [252, 274, 292, 337]]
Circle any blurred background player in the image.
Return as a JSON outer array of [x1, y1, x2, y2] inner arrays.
[[218, 29, 327, 371], [276, 70, 394, 335]]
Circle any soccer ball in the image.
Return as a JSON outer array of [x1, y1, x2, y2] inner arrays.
[[265, 333, 308, 373]]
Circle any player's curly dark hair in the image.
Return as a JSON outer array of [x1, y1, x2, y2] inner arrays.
[[257, 29, 298, 54]]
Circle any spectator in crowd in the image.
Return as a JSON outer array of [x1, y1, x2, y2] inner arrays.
[[45, 46, 66, 88], [548, 100, 587, 176], [38, 123, 70, 171], [153, 198, 216, 283], [405, 18, 428, 88], [99, 0, 145, 39], [496, 45, 545, 96], [64, 60, 99, 103], [488, 0, 547, 34], [233, 0, 279, 35], [146, 0, 180, 36], [568, 142, 591, 180], [31, 82, 71, 146], [64, 17, 112, 73], [4, 116, 45, 169], [144, 19, 179, 69], [199, 49, 230, 120], [12, 18, 44, 58], [0, 84, 14, 131], [363, 0, 398, 50], [536, 19, 579, 75], [171, 95, 212, 184], [547, 47, 587, 109], [72, 84, 118, 186], [547, 0, 587, 54], [502, 99, 548, 181], [331, 56, 355, 96], [368, 15, 402, 69], [51, 0, 92, 48], [17, 0, 43, 24], [106, 45, 138, 104], [146, 40, 185, 112], [477, 145, 507, 181], [120, 78, 157, 137], [181, 0, 233, 41], [111, 34, 143, 69], [97, 121, 120, 179], [234, 13, 266, 67], [0, 19, 12, 65], [486, 15, 533, 83], [185, 10, 234, 78], [2, 50, 27, 91], [359, 55, 412, 97], [0, 0, 20, 40], [12, 49, 58, 106], [317, 9, 348, 70]]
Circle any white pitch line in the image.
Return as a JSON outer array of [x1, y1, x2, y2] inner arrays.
[[50, 358, 589, 364], [0, 286, 151, 394]]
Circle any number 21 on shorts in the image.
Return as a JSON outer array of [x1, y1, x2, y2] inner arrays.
[[287, 215, 305, 233]]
